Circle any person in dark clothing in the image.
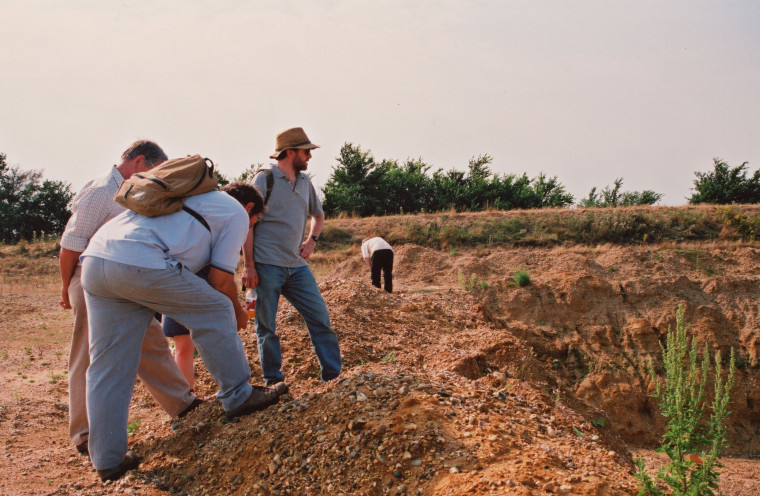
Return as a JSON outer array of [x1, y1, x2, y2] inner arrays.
[[361, 237, 394, 293]]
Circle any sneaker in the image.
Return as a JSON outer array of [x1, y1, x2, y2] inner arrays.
[[96, 451, 140, 482], [177, 397, 204, 418], [226, 385, 281, 419]]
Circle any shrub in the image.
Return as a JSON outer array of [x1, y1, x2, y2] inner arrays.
[[1, 153, 74, 243], [578, 178, 662, 207], [690, 158, 760, 204], [513, 269, 530, 287]]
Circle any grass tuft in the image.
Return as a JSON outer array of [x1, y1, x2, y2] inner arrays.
[[513, 269, 531, 287]]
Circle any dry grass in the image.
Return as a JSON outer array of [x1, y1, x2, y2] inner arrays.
[[0, 240, 60, 295], [322, 204, 760, 250], [5, 205, 760, 292]]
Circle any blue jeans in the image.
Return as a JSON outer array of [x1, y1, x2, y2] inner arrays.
[[255, 263, 341, 384], [81, 257, 253, 470]]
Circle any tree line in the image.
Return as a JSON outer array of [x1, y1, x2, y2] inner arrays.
[[321, 143, 757, 217], [0, 153, 73, 244], [1, 147, 758, 243], [321, 145, 575, 216]]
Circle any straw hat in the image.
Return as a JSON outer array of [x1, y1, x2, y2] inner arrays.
[[269, 127, 320, 159]]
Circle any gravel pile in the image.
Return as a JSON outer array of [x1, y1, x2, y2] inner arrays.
[[130, 364, 637, 495]]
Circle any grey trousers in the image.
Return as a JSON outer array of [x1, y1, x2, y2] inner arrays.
[[81, 257, 253, 470], [67, 265, 195, 447]]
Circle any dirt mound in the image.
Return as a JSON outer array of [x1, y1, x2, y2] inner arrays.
[[129, 239, 760, 495], [481, 245, 760, 450], [91, 274, 643, 495], [2, 239, 760, 495], [324, 242, 760, 454], [143, 367, 635, 495]]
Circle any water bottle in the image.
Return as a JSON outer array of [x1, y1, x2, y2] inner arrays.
[[245, 288, 257, 319]]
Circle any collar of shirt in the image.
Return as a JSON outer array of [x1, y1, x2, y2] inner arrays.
[[110, 165, 125, 188], [272, 164, 302, 189]]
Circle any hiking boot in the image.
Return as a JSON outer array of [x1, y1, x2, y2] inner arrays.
[[177, 397, 204, 418], [226, 385, 280, 419], [269, 382, 289, 395], [96, 450, 140, 482]]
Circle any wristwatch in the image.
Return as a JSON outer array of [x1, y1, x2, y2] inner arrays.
[[310, 235, 319, 243]]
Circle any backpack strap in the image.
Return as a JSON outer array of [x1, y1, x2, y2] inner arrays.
[[182, 206, 211, 232], [262, 169, 274, 205]]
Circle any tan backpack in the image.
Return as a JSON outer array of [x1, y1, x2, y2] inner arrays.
[[114, 155, 218, 218]]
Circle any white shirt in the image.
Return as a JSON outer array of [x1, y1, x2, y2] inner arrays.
[[361, 237, 393, 259], [60, 167, 125, 253], [83, 190, 248, 274]]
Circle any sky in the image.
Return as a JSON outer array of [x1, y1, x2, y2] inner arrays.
[[1, 0, 759, 206]]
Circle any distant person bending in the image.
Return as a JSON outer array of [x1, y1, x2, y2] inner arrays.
[[361, 237, 394, 293], [243, 127, 341, 386], [80, 180, 284, 481], [57, 140, 199, 458]]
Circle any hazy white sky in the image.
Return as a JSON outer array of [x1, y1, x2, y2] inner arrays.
[[2, 1, 759, 206]]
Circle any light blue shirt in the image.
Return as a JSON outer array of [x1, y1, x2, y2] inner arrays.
[[83, 190, 249, 274]]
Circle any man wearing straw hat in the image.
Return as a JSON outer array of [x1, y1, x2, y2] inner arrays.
[[244, 127, 341, 387]]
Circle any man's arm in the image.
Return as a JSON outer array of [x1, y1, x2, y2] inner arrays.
[[361, 241, 371, 267], [299, 213, 324, 260], [207, 267, 248, 331], [241, 227, 258, 288], [58, 182, 114, 309], [59, 248, 82, 309]]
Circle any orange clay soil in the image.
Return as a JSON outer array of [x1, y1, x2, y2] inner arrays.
[[1, 238, 759, 495]]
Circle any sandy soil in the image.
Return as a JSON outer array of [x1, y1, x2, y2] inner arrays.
[[1, 239, 759, 495]]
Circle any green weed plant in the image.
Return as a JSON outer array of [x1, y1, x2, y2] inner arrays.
[[634, 306, 736, 496], [127, 420, 141, 437], [457, 270, 483, 292], [513, 269, 531, 287], [591, 417, 607, 429], [380, 351, 396, 363]]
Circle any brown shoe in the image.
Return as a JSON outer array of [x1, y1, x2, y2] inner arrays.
[[96, 450, 140, 482], [269, 381, 289, 395], [177, 397, 204, 418], [226, 385, 281, 419]]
